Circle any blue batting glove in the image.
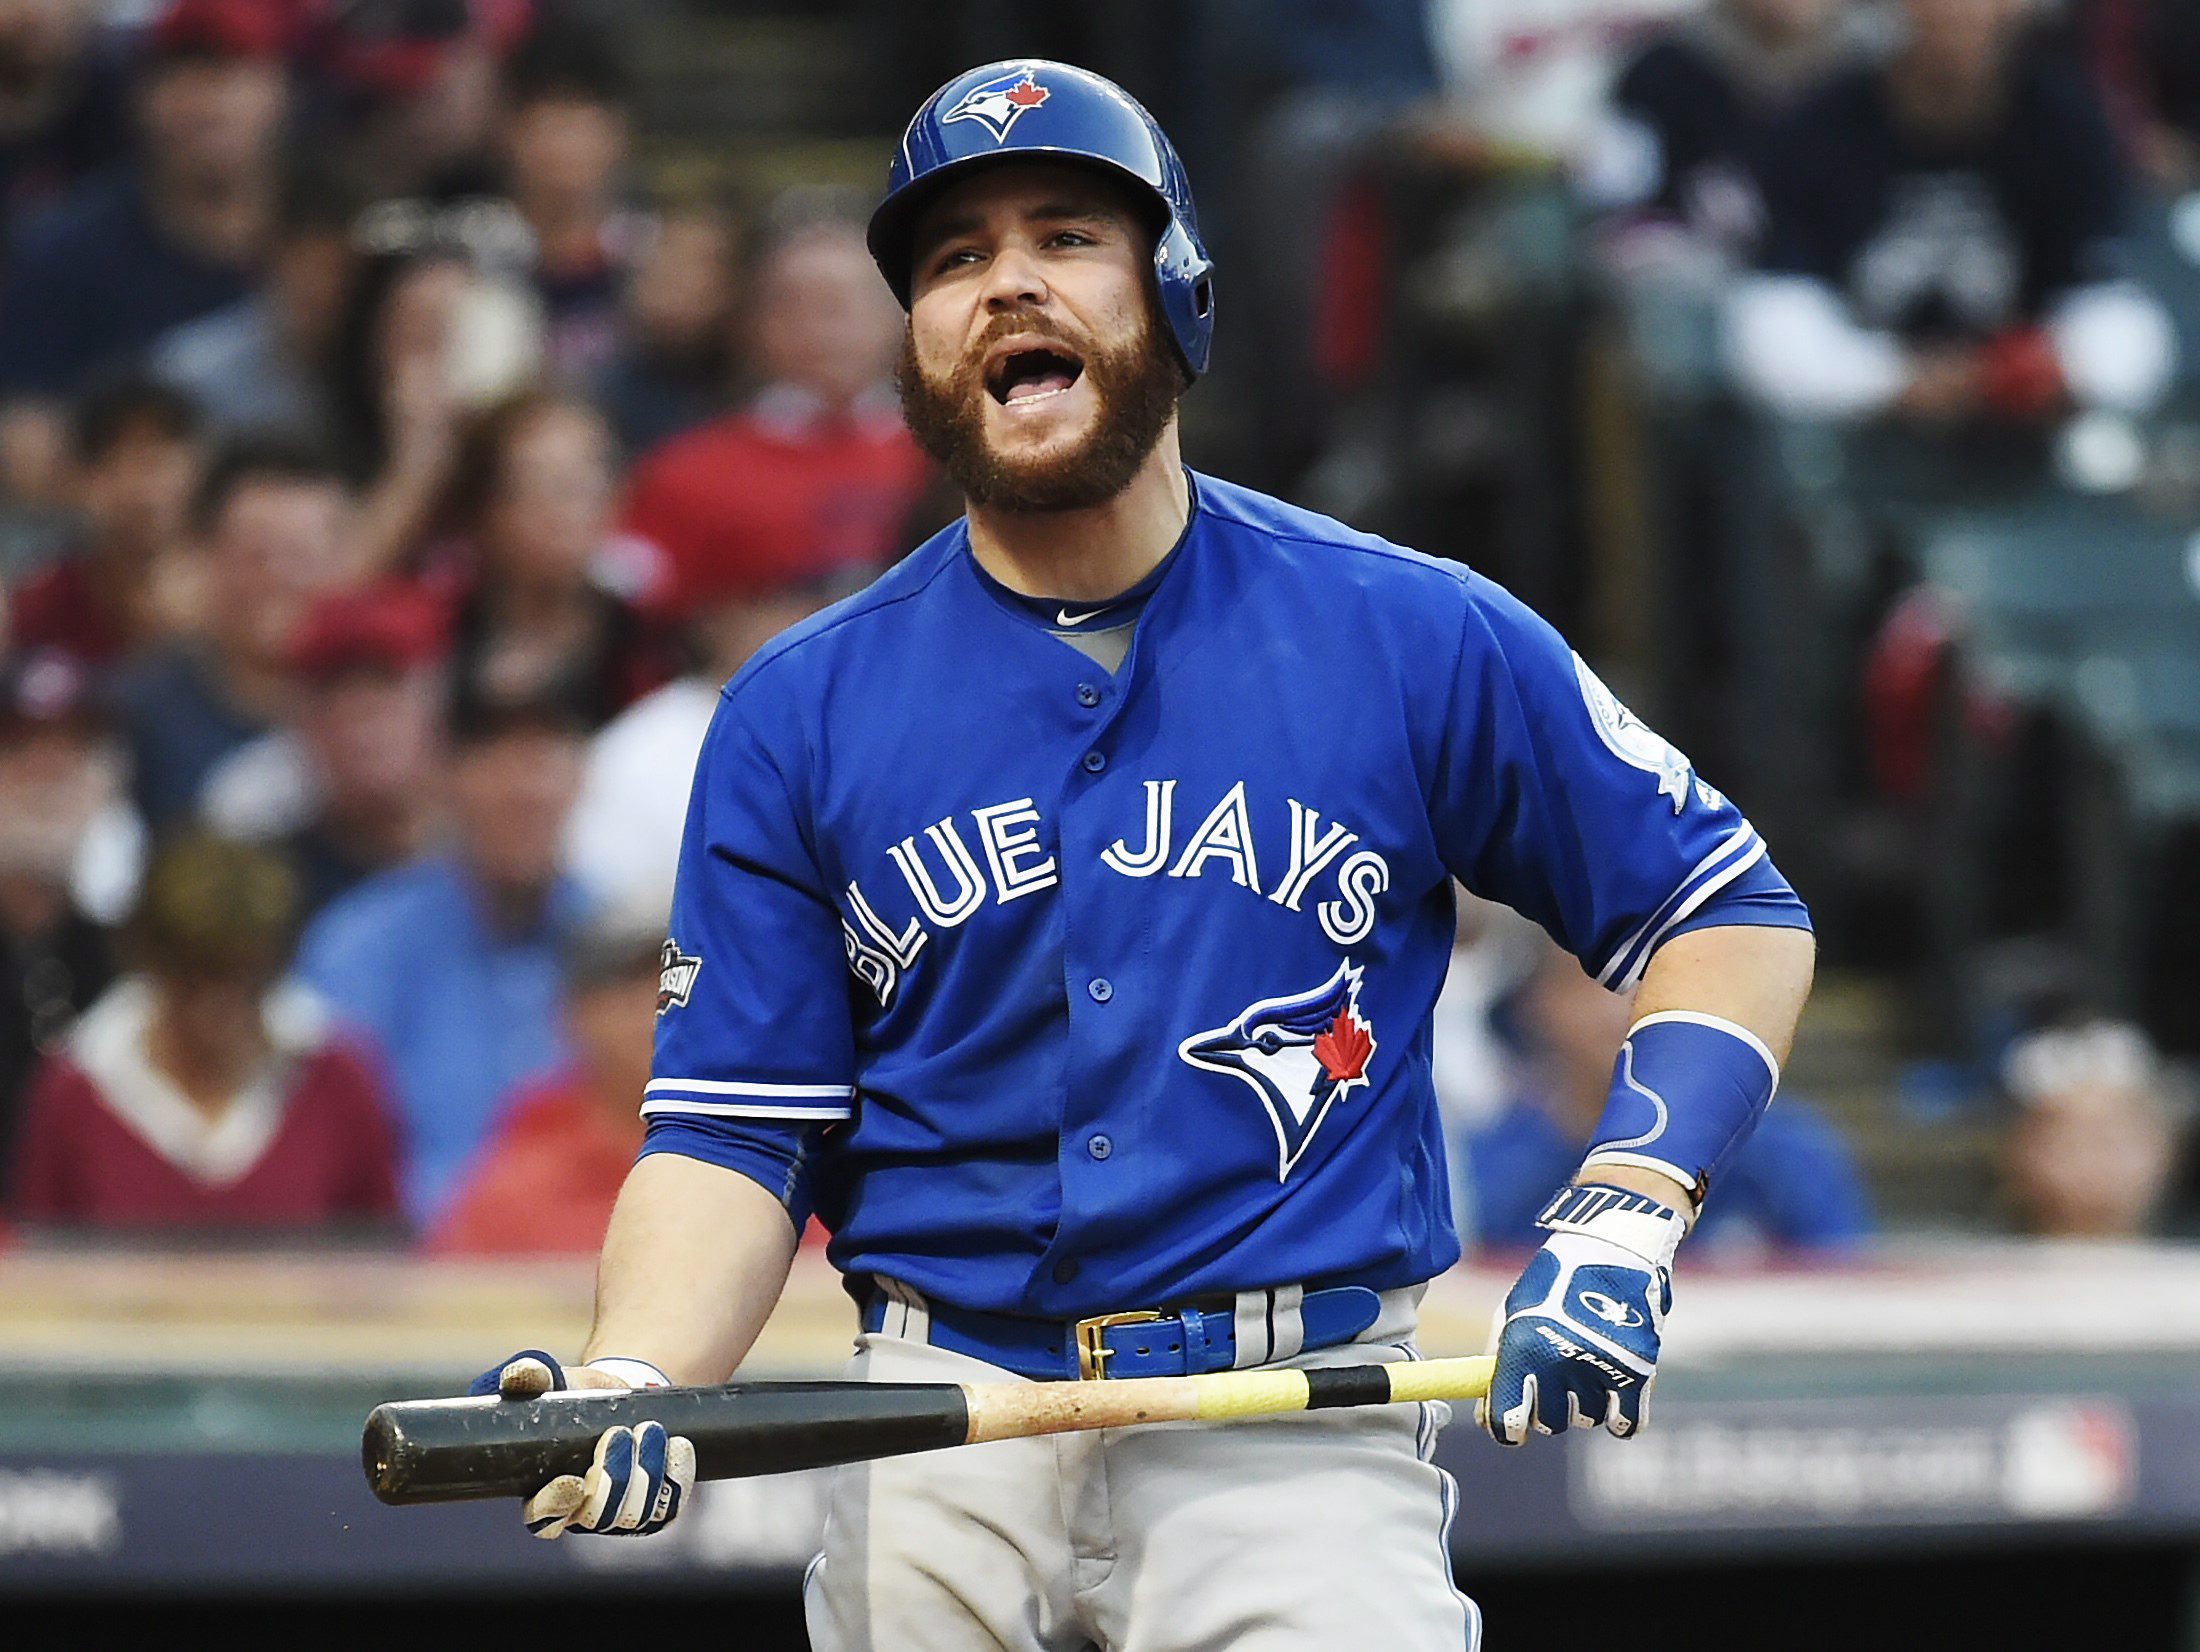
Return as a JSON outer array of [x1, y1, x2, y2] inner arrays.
[[1477, 1184, 1688, 1446], [469, 1348, 567, 1397], [468, 1349, 693, 1539]]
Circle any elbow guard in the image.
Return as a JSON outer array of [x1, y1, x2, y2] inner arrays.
[[1581, 1011, 1780, 1204]]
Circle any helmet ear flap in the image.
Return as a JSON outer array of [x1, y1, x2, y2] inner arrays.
[[1151, 219, 1214, 377]]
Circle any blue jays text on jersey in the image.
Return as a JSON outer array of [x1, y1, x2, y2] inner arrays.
[[642, 474, 1811, 1319]]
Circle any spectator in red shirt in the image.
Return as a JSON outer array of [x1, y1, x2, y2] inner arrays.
[[6, 830, 401, 1234], [6, 376, 207, 668], [622, 213, 930, 610], [442, 386, 672, 729], [428, 902, 657, 1255]]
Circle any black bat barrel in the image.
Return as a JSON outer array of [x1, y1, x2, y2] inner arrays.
[[363, 1380, 972, 1505]]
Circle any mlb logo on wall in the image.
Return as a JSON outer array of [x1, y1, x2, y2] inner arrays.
[[943, 66, 1051, 143]]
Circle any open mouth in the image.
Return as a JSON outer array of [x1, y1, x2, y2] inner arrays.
[[986, 344, 1085, 406]]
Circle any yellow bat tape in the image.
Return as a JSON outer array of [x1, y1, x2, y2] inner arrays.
[[960, 1355, 1496, 1445]]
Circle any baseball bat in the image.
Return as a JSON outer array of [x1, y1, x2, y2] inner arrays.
[[363, 1355, 1495, 1506]]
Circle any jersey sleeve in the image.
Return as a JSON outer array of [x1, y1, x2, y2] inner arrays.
[[637, 687, 855, 1221], [1431, 573, 1811, 990]]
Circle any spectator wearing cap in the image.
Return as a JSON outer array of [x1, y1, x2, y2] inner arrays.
[[1458, 940, 1873, 1255], [109, 434, 352, 828], [428, 902, 657, 1255], [291, 673, 589, 1222], [0, 0, 293, 505], [441, 386, 673, 729], [1726, 0, 2178, 424], [149, 158, 367, 439], [0, 650, 124, 1166], [5, 831, 400, 1233], [590, 200, 743, 455], [6, 375, 206, 668], [494, 19, 641, 381], [2002, 1019, 2184, 1239], [317, 0, 530, 200], [204, 582, 447, 920], [621, 215, 929, 607]]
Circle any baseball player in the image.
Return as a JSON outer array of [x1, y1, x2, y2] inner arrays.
[[472, 59, 1816, 1650]]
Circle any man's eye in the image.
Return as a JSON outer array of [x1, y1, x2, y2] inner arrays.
[[1050, 230, 1095, 247]]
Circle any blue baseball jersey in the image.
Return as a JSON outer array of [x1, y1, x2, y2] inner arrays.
[[643, 473, 1809, 1317]]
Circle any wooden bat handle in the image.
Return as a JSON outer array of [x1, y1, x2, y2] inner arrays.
[[960, 1355, 1495, 1444]]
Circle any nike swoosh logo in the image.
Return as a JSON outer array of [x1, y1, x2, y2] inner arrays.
[[1056, 606, 1111, 627]]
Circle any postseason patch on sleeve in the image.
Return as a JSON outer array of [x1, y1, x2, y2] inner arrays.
[[657, 939, 702, 1015], [1570, 652, 1696, 814]]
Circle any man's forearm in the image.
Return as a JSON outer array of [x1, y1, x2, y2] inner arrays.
[[1578, 923, 1817, 1213], [580, 1153, 802, 1384]]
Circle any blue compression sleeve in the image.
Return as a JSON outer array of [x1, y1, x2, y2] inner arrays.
[[1581, 1011, 1780, 1203]]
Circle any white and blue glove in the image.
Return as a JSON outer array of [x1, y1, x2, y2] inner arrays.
[[1477, 1184, 1688, 1445], [468, 1349, 695, 1539]]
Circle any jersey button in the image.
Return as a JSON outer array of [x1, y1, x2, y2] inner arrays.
[[1087, 978, 1113, 1003], [1076, 683, 1101, 708], [1052, 1258, 1080, 1285], [1082, 750, 1107, 773], [1087, 1133, 1113, 1161]]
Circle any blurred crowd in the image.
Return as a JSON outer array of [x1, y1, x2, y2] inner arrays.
[[0, 0, 936, 1248], [0, 0, 2191, 1255]]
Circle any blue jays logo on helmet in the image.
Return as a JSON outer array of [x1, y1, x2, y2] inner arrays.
[[1178, 962, 1378, 1181], [941, 65, 1052, 144]]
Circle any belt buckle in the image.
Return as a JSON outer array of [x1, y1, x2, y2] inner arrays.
[[1073, 1310, 1167, 1381]]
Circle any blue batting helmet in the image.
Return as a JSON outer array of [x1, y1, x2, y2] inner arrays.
[[866, 60, 1215, 377]]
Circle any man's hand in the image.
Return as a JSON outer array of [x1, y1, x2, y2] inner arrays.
[[1476, 1185, 1687, 1446], [468, 1349, 695, 1539]]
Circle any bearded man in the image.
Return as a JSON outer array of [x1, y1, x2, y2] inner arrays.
[[465, 61, 1817, 1652]]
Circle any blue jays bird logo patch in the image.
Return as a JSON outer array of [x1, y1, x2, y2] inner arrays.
[[941, 66, 1051, 143], [1178, 962, 1377, 1180]]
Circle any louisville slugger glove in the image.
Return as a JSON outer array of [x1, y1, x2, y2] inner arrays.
[[468, 1349, 695, 1539], [1477, 1184, 1687, 1445]]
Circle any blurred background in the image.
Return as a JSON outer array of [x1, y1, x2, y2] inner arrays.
[[0, 0, 2197, 1644]]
